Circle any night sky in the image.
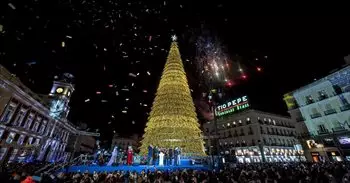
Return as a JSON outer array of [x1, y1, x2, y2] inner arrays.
[[1, 1, 349, 141]]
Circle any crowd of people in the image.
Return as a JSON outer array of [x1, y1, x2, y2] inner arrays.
[[2, 161, 350, 182]]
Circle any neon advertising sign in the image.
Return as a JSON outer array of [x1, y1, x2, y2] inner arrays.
[[215, 96, 249, 117]]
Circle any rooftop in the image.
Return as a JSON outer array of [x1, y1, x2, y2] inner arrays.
[[286, 64, 350, 95]]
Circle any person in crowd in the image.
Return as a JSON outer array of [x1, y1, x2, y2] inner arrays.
[[168, 148, 174, 166], [3, 161, 350, 183], [148, 144, 153, 165], [127, 146, 133, 166]]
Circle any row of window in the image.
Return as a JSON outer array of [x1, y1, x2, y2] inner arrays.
[[0, 129, 40, 146], [218, 127, 254, 138], [309, 105, 350, 120], [0, 100, 69, 142], [260, 126, 295, 137], [218, 138, 297, 147], [214, 126, 295, 138], [219, 117, 293, 129], [304, 85, 347, 106]]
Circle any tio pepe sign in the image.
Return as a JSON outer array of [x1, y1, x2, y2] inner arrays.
[[215, 96, 249, 117]]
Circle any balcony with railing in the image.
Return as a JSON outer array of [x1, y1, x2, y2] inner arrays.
[[310, 113, 322, 119], [318, 94, 328, 101], [317, 129, 329, 135], [332, 126, 347, 132], [340, 104, 350, 112], [324, 109, 337, 116], [306, 98, 315, 105]]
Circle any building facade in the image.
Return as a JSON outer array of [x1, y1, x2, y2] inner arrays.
[[203, 109, 304, 163], [0, 65, 98, 164], [284, 65, 350, 162]]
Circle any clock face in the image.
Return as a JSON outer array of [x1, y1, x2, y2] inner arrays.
[[56, 88, 64, 94]]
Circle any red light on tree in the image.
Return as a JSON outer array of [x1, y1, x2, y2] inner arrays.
[[108, 84, 113, 88], [96, 91, 101, 94], [241, 74, 247, 79], [256, 67, 262, 72]]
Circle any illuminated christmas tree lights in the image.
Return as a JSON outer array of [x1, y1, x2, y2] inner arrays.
[[140, 39, 205, 156]]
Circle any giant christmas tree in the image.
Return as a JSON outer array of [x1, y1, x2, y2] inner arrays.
[[140, 37, 205, 156]]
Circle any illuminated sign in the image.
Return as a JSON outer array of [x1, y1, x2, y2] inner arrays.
[[215, 96, 249, 117]]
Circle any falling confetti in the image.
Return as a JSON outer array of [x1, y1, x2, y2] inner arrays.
[[128, 73, 137, 77], [8, 3, 16, 10]]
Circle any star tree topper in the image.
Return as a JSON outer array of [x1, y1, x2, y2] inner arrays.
[[171, 35, 177, 41]]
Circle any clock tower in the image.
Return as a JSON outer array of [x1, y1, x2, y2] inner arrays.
[[48, 73, 75, 119]]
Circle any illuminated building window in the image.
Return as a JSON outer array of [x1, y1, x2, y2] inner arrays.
[[17, 135, 25, 145], [246, 117, 250, 121], [13, 109, 27, 126], [233, 121, 236, 125], [0, 148, 7, 160], [1, 105, 16, 124], [38, 123, 46, 134], [27, 137, 33, 145], [34, 139, 40, 146], [318, 91, 328, 100], [44, 124, 51, 136], [32, 122, 40, 132], [24, 114, 34, 129], [6, 132, 16, 144], [0, 129, 3, 139], [306, 95, 314, 104]]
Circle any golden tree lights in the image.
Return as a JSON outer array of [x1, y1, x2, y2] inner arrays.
[[140, 40, 205, 156]]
